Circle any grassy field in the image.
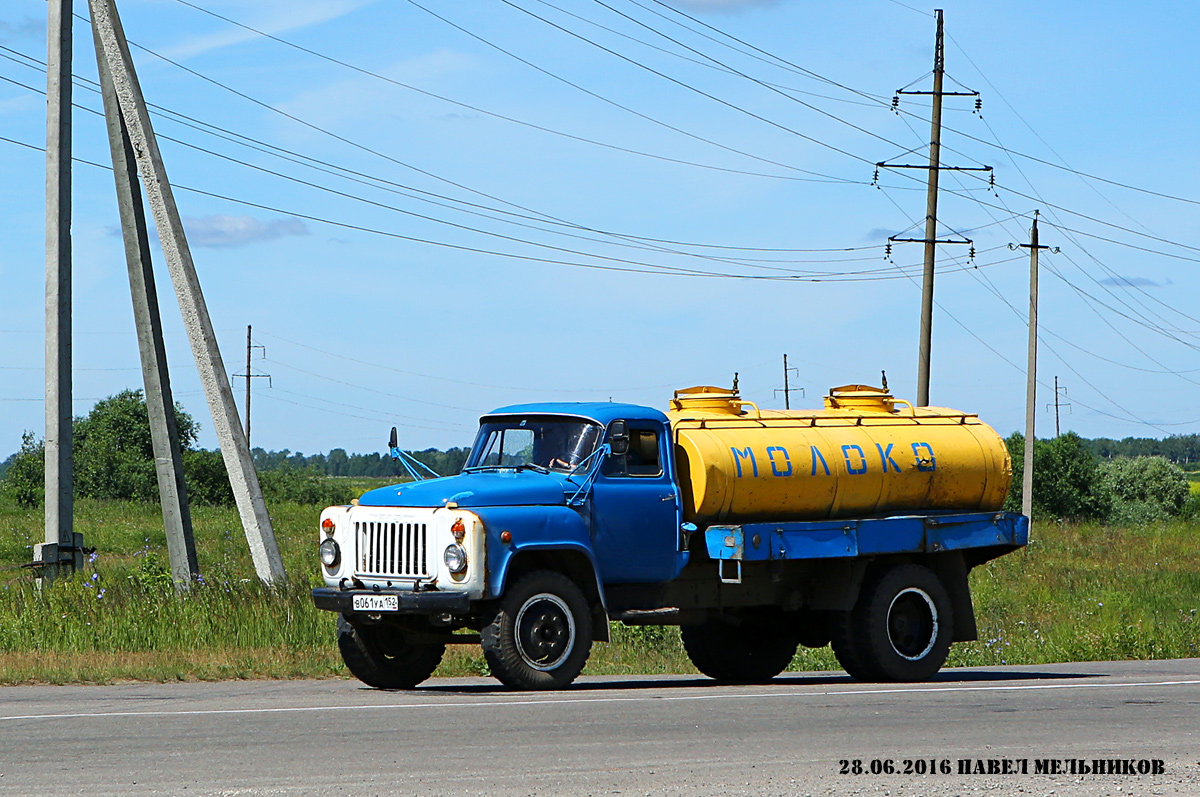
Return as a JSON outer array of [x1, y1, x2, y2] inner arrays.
[[0, 495, 1196, 685]]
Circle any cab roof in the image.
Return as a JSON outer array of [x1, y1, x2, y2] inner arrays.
[[483, 401, 668, 426]]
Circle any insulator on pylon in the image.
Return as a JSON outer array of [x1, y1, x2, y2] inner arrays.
[[884, 242, 892, 260], [891, 95, 900, 112], [872, 167, 880, 185], [974, 97, 982, 114], [969, 245, 976, 261]]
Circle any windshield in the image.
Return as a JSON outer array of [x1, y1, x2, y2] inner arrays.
[[466, 416, 603, 473]]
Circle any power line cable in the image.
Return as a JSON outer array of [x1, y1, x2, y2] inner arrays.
[[0, 131, 1005, 284], [642, 0, 1200, 209], [164, 0, 863, 187], [2, 45, 889, 260], [490, 0, 885, 168], [875, 183, 1174, 431]]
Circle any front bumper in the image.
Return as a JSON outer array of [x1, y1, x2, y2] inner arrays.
[[312, 587, 472, 614]]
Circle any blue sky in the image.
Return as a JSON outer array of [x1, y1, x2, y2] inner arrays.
[[2, 0, 1199, 457]]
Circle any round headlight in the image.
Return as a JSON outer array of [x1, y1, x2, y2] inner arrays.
[[319, 538, 341, 568], [443, 543, 468, 573]]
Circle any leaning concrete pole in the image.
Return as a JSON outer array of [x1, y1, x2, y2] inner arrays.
[[89, 0, 286, 584], [92, 24, 200, 589], [39, 0, 82, 584]]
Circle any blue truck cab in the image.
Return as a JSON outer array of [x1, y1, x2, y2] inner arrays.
[[312, 398, 1027, 691]]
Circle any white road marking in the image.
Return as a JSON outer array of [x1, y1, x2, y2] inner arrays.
[[1, 677, 1197, 723]]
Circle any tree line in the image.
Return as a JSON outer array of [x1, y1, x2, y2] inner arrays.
[[1083, 434, 1200, 466], [251, 446, 471, 480]]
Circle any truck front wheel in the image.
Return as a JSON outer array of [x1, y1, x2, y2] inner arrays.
[[337, 616, 445, 689], [682, 615, 798, 683], [482, 570, 593, 690], [834, 564, 953, 682]]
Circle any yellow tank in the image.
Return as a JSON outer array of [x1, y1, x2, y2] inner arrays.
[[668, 384, 1012, 524]]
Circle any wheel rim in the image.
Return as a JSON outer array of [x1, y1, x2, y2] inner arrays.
[[886, 587, 938, 661], [514, 592, 576, 671]]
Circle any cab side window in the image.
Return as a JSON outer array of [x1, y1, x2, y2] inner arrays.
[[604, 428, 662, 477]]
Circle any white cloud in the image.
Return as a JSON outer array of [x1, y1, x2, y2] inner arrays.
[[161, 0, 377, 61], [181, 214, 309, 248], [275, 49, 474, 128]]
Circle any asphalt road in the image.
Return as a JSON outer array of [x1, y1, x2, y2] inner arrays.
[[1, 658, 1198, 796]]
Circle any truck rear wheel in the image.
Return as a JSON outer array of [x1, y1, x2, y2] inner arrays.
[[337, 616, 445, 689], [682, 615, 798, 683], [482, 570, 593, 690], [834, 564, 953, 682]]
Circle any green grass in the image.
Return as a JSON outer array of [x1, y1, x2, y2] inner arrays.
[[0, 498, 1197, 684]]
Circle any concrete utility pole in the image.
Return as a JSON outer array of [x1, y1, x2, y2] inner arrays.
[[915, 9, 946, 409], [92, 23, 198, 589], [37, 0, 83, 584], [878, 10, 988, 408], [89, 0, 286, 584], [1019, 212, 1049, 521]]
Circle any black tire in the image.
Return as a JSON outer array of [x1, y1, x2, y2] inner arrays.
[[337, 616, 445, 689], [829, 610, 882, 681], [481, 571, 593, 690], [682, 615, 799, 683], [837, 564, 954, 682]]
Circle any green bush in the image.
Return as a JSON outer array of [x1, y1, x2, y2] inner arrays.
[[74, 390, 197, 502], [1005, 431, 1111, 521], [259, 466, 354, 506], [1180, 493, 1200, 520], [182, 449, 235, 506], [1099, 456, 1190, 524], [1, 432, 45, 508]]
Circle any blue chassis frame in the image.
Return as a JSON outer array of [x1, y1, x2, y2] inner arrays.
[[705, 511, 1028, 562]]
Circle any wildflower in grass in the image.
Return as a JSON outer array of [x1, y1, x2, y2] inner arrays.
[[97, 588, 105, 600], [87, 551, 98, 565]]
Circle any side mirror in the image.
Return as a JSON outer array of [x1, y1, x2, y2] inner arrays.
[[608, 419, 630, 456], [388, 426, 398, 450]]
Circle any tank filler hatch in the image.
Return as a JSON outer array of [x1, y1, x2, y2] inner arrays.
[[823, 384, 895, 413], [670, 385, 743, 416]]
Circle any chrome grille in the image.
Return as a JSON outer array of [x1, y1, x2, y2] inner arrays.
[[356, 520, 429, 578]]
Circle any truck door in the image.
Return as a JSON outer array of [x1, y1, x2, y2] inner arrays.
[[588, 422, 683, 583]]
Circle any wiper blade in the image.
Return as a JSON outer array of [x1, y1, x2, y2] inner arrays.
[[514, 463, 551, 474]]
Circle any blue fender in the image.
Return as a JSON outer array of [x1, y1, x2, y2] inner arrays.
[[473, 505, 607, 613]]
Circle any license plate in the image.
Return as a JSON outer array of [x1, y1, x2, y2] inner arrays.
[[352, 594, 399, 612]]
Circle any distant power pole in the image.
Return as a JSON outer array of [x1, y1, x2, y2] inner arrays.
[[37, 0, 82, 584], [1054, 375, 1061, 437], [878, 9, 989, 407], [233, 325, 270, 448], [1048, 376, 1070, 438], [773, 353, 803, 409]]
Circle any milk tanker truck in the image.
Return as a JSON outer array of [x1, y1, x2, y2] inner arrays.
[[312, 383, 1027, 690]]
